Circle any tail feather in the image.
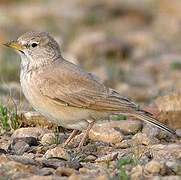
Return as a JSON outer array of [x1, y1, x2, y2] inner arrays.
[[132, 111, 176, 135]]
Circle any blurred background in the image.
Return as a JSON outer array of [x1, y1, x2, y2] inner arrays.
[[0, 0, 181, 110]]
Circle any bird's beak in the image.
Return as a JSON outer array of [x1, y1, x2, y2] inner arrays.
[[3, 41, 24, 52]]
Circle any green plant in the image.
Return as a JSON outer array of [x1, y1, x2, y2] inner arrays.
[[171, 61, 181, 70], [118, 157, 136, 180], [0, 102, 21, 134], [113, 114, 127, 121], [0, 104, 10, 133]]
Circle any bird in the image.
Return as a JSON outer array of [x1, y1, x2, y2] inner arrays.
[[4, 31, 176, 149]]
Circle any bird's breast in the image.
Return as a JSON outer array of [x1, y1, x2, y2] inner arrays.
[[19, 69, 93, 129]]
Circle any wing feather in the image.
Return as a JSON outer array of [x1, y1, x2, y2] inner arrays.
[[37, 61, 138, 112]]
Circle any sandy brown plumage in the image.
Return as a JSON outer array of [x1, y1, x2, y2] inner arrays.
[[4, 31, 176, 149]]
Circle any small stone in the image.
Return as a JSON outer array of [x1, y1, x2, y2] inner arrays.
[[152, 176, 181, 180], [12, 127, 48, 140], [55, 167, 77, 176], [7, 155, 38, 166], [89, 121, 124, 144], [20, 175, 55, 180], [151, 144, 181, 161], [8, 137, 39, 155], [21, 111, 54, 128], [41, 133, 56, 145], [142, 124, 160, 137], [110, 120, 142, 135], [96, 152, 118, 163], [145, 160, 163, 174], [8, 139, 30, 155], [42, 158, 68, 169], [68, 174, 82, 180], [132, 132, 160, 146], [84, 155, 97, 162], [115, 139, 131, 148], [37, 167, 54, 176], [176, 129, 181, 137], [96, 175, 109, 180], [44, 147, 69, 160], [130, 165, 143, 180], [0, 148, 7, 155], [166, 161, 181, 175], [0, 154, 10, 164]]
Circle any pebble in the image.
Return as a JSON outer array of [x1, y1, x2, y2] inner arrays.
[[166, 161, 181, 175], [36, 167, 55, 176], [0, 148, 7, 155], [19, 175, 58, 180], [42, 158, 82, 170], [41, 133, 56, 145], [152, 176, 181, 180], [145, 160, 163, 174], [68, 174, 82, 180], [115, 139, 132, 148], [8, 139, 30, 155], [12, 127, 48, 140], [21, 111, 54, 128], [55, 167, 77, 176], [7, 155, 38, 166], [110, 120, 142, 134], [150, 144, 181, 161], [95, 152, 118, 163], [96, 175, 109, 180], [130, 165, 143, 180], [43, 147, 69, 160], [8, 137, 39, 155], [132, 132, 160, 146], [142, 124, 160, 137], [176, 129, 181, 138], [89, 121, 124, 144], [84, 155, 97, 162]]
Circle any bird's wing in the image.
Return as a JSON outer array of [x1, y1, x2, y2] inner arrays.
[[37, 61, 138, 111]]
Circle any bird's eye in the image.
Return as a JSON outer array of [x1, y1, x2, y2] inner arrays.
[[31, 42, 38, 48]]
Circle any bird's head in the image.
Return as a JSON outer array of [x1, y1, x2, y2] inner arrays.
[[4, 31, 61, 67]]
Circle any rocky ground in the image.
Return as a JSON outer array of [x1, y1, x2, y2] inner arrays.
[[0, 107, 180, 180], [0, 0, 181, 179]]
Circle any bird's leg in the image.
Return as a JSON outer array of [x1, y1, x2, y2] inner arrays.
[[63, 129, 79, 147], [78, 121, 95, 149]]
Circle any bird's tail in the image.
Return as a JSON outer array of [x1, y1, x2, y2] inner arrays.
[[131, 111, 176, 135]]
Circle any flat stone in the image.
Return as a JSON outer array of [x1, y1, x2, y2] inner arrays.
[[145, 160, 163, 174], [0, 154, 10, 164], [19, 175, 58, 180], [68, 174, 82, 180], [7, 155, 38, 166], [55, 167, 77, 176], [150, 144, 181, 161], [89, 122, 124, 144], [152, 176, 181, 180], [88, 119, 141, 144], [95, 152, 118, 163], [130, 165, 143, 180], [109, 120, 142, 134], [37, 167, 54, 176], [132, 132, 160, 146], [43, 147, 69, 160], [20, 111, 54, 128], [41, 133, 56, 145], [176, 129, 181, 137], [8, 137, 39, 155], [12, 127, 49, 140], [166, 161, 181, 175], [42, 158, 68, 169]]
